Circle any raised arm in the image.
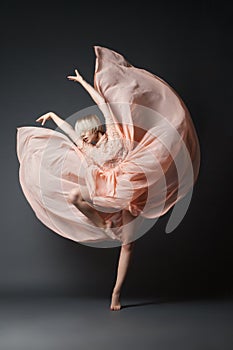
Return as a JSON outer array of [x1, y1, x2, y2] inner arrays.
[[35, 112, 91, 150], [67, 70, 120, 138]]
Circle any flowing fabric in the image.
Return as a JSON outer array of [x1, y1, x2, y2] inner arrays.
[[16, 46, 200, 247]]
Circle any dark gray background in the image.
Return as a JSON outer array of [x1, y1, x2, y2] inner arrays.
[[0, 1, 232, 299]]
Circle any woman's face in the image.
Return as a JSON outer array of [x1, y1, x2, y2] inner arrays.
[[81, 130, 98, 144]]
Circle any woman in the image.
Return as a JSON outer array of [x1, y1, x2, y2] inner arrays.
[[16, 46, 200, 311], [35, 106, 137, 311]]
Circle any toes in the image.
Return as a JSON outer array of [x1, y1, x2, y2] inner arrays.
[[110, 304, 121, 311], [68, 188, 81, 204], [105, 219, 112, 228]]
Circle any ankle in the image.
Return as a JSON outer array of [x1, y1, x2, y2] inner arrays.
[[112, 289, 120, 295]]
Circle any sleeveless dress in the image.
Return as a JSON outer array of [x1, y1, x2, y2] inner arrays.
[[16, 46, 201, 248]]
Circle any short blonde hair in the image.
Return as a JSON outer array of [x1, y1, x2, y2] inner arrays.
[[74, 114, 105, 138]]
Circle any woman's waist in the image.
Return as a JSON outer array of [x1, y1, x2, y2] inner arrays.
[[102, 158, 122, 169], [96, 150, 128, 169]]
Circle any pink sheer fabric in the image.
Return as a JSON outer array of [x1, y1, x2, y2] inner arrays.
[[16, 46, 200, 246]]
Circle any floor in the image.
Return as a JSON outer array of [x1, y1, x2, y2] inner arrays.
[[0, 295, 233, 350]]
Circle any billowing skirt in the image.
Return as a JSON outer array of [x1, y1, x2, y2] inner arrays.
[[16, 46, 200, 248]]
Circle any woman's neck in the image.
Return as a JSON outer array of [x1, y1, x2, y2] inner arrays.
[[95, 131, 105, 146]]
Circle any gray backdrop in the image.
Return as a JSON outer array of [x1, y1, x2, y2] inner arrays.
[[0, 1, 232, 299]]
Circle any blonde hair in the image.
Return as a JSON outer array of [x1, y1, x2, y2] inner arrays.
[[74, 114, 105, 138]]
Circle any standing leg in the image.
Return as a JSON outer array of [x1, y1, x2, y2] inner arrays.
[[110, 209, 137, 311]]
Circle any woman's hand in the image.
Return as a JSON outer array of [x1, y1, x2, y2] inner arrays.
[[67, 69, 83, 83], [36, 112, 55, 126], [36, 112, 80, 145]]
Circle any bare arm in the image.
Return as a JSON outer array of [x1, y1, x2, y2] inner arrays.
[[67, 70, 120, 138], [69, 71, 105, 106], [35, 112, 90, 149]]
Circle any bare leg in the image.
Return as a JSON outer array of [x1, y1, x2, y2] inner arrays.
[[110, 209, 136, 311], [68, 188, 111, 229]]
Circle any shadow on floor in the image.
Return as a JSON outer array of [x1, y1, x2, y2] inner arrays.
[[121, 294, 228, 309]]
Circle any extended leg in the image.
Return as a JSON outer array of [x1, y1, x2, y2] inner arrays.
[[68, 187, 110, 229]]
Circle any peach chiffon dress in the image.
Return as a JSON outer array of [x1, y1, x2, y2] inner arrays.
[[16, 46, 200, 247]]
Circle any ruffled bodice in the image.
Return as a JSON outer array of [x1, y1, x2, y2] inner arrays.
[[78, 132, 129, 169]]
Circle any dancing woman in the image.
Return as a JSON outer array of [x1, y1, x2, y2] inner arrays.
[[16, 46, 200, 312], [35, 69, 138, 311]]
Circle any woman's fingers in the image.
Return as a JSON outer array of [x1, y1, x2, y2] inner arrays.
[[36, 118, 43, 124], [36, 112, 55, 126], [67, 69, 81, 81], [36, 116, 46, 125], [67, 75, 77, 81]]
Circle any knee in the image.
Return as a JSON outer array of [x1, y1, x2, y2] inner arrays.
[[122, 241, 135, 252], [68, 188, 82, 204]]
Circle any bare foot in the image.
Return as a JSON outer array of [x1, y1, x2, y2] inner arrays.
[[110, 291, 121, 311], [96, 219, 112, 230], [104, 219, 113, 229], [103, 219, 117, 240]]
